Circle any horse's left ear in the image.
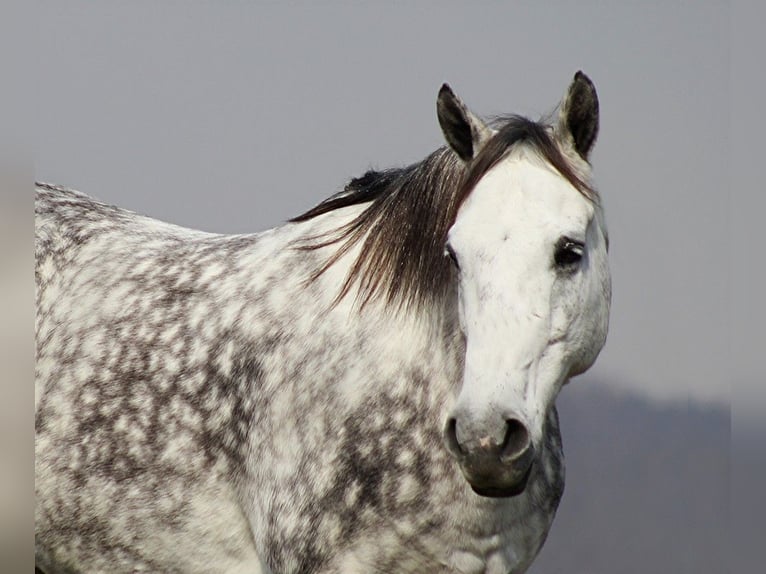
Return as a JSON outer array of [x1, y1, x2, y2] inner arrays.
[[556, 71, 599, 160], [437, 84, 492, 162]]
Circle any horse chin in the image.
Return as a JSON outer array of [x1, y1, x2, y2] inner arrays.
[[467, 465, 533, 498]]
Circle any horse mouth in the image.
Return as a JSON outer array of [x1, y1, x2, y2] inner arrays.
[[466, 464, 533, 498]]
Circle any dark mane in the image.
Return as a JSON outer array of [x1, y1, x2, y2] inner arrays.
[[292, 115, 597, 311]]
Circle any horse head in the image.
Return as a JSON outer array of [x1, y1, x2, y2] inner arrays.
[[438, 73, 611, 497]]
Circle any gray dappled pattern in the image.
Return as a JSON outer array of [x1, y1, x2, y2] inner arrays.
[[36, 184, 565, 573]]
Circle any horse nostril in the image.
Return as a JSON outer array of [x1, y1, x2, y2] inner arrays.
[[444, 417, 463, 456], [501, 419, 531, 460]]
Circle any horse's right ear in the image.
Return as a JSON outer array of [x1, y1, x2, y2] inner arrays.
[[437, 84, 492, 162]]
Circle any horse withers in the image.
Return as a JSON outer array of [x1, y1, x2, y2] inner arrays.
[[35, 72, 610, 573]]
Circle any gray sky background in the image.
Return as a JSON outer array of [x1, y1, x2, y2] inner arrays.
[[37, 2, 736, 409]]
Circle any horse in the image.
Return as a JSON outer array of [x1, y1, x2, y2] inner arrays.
[[35, 71, 610, 574]]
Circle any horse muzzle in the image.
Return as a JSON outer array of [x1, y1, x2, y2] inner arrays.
[[443, 414, 535, 498]]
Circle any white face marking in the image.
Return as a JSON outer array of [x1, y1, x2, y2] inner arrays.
[[447, 148, 611, 444]]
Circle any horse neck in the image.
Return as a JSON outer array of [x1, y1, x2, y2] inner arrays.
[[264, 205, 464, 393]]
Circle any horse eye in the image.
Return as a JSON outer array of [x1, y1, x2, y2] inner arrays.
[[445, 244, 460, 269], [554, 238, 584, 269]]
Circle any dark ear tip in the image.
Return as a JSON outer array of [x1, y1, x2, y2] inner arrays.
[[573, 70, 595, 89], [439, 83, 453, 98]]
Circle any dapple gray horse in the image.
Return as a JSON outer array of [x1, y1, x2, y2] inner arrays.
[[35, 72, 610, 573]]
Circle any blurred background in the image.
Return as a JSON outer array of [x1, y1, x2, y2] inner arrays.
[[22, 1, 762, 572]]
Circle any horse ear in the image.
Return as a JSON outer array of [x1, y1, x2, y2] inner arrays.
[[437, 84, 492, 162], [556, 71, 599, 160]]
